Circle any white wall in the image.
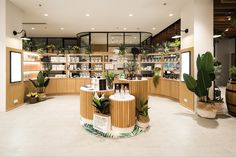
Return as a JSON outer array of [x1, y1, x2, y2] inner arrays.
[[215, 38, 235, 86], [0, 0, 6, 112], [6, 0, 23, 49]]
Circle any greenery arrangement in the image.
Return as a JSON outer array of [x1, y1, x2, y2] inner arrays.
[[126, 61, 139, 80], [104, 71, 116, 89], [153, 67, 161, 87], [27, 92, 39, 98], [118, 44, 126, 56], [183, 52, 215, 102], [92, 93, 110, 114], [30, 71, 50, 93], [72, 45, 80, 53], [46, 44, 56, 53], [85, 45, 92, 54], [136, 99, 150, 123], [229, 66, 236, 80]]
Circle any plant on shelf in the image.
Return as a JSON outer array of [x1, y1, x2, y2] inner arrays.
[[29, 71, 50, 102], [36, 48, 45, 54], [126, 61, 138, 80], [118, 44, 126, 56], [92, 93, 110, 114], [72, 45, 80, 53], [183, 51, 217, 118], [46, 44, 56, 53], [153, 67, 161, 88], [26, 92, 39, 104], [141, 45, 153, 56], [229, 66, 236, 81], [163, 41, 170, 54], [136, 99, 150, 128], [85, 45, 92, 54], [104, 71, 116, 89], [168, 39, 180, 52]]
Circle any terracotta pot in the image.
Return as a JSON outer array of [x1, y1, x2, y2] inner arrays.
[[29, 97, 37, 104], [196, 101, 217, 119], [38, 93, 47, 102]]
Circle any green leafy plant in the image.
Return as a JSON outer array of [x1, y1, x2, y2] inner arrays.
[[72, 45, 80, 53], [183, 52, 215, 102], [46, 44, 55, 49], [118, 44, 126, 56], [126, 61, 138, 80], [104, 71, 116, 89], [92, 93, 110, 114], [136, 99, 150, 123], [229, 66, 236, 80], [85, 45, 92, 54], [153, 67, 161, 87], [30, 71, 50, 93]]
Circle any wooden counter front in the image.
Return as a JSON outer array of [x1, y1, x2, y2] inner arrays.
[[110, 95, 136, 128], [80, 87, 114, 121]]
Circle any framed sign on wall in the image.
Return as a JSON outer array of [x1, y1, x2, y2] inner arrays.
[[180, 51, 191, 81], [10, 51, 22, 83]]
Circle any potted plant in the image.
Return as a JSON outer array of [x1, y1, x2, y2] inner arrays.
[[46, 44, 56, 53], [136, 99, 150, 129], [183, 52, 217, 119], [26, 92, 39, 104], [72, 45, 80, 54], [104, 71, 116, 89], [226, 66, 236, 116], [153, 67, 161, 87], [30, 71, 50, 102], [92, 93, 111, 114], [126, 61, 138, 80], [118, 44, 126, 56]]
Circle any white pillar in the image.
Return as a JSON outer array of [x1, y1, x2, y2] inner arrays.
[[181, 0, 214, 109], [0, 0, 6, 112]]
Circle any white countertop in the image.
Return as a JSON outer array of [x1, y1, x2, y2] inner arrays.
[[80, 86, 113, 92], [109, 94, 135, 101]]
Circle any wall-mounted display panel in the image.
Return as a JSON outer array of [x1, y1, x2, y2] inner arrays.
[[10, 51, 22, 83], [180, 51, 191, 81]]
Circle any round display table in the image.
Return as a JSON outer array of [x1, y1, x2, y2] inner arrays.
[[80, 87, 114, 124], [109, 94, 136, 134], [119, 78, 148, 103]]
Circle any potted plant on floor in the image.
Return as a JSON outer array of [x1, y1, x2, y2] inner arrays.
[[183, 51, 217, 119], [226, 66, 236, 116], [30, 71, 50, 102], [136, 99, 150, 129], [104, 71, 116, 89], [26, 92, 39, 104], [153, 67, 161, 87]]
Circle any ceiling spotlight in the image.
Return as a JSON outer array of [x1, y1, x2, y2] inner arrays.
[[44, 13, 48, 17], [13, 29, 30, 40], [152, 27, 156, 30], [60, 27, 64, 30], [134, 37, 137, 39], [169, 13, 173, 17], [86, 13, 90, 17], [225, 28, 229, 32], [213, 34, 222, 38], [31, 27, 35, 30], [129, 14, 133, 17], [123, 27, 127, 30]]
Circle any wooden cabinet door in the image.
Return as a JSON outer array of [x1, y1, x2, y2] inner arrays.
[[46, 79, 57, 94], [57, 79, 67, 94], [160, 79, 170, 97], [170, 81, 179, 100], [67, 78, 76, 93]]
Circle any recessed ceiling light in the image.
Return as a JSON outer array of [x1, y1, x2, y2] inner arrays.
[[44, 13, 48, 17], [225, 28, 229, 32], [86, 13, 90, 17], [129, 14, 133, 17], [169, 13, 173, 17], [31, 27, 35, 30], [111, 37, 114, 39], [152, 27, 156, 30], [60, 27, 64, 30], [91, 28, 95, 30], [123, 27, 127, 30]]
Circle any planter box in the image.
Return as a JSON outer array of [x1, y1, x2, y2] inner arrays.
[[197, 101, 217, 119], [93, 113, 111, 133]]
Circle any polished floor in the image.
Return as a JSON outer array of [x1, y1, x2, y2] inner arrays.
[[0, 95, 236, 157]]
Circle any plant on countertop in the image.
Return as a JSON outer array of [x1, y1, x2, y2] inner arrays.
[[30, 71, 50, 94], [92, 93, 110, 114], [183, 52, 217, 117], [229, 66, 236, 80], [104, 71, 116, 89], [153, 67, 161, 87], [126, 61, 138, 80], [118, 44, 126, 56], [136, 99, 150, 123]]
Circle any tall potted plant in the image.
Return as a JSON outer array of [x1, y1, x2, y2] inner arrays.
[[226, 66, 236, 116], [30, 71, 50, 101], [183, 52, 217, 118], [136, 99, 150, 129]]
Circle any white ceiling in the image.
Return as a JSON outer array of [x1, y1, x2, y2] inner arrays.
[[9, 0, 188, 37]]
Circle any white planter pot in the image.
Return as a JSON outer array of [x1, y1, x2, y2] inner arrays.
[[196, 108, 217, 119], [136, 121, 149, 129]]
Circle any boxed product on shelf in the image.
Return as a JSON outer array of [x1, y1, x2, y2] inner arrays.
[[55, 74, 67, 78], [52, 64, 65, 70], [51, 57, 66, 63]]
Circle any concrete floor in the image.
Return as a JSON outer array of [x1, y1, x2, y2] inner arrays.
[[0, 95, 236, 157]]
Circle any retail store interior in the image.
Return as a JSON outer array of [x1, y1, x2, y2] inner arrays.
[[0, 0, 236, 157]]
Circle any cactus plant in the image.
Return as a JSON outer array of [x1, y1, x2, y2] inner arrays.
[[183, 52, 215, 102]]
